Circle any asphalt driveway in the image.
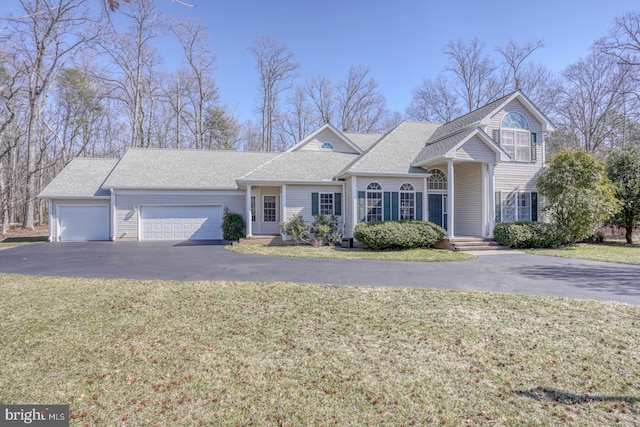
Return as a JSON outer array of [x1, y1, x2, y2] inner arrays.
[[0, 241, 639, 305]]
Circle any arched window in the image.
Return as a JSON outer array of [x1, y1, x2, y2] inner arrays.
[[320, 141, 335, 150], [500, 112, 532, 162], [427, 169, 447, 190], [399, 183, 415, 220], [366, 182, 383, 222]]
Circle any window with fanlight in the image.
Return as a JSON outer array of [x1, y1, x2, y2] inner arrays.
[[497, 112, 535, 162], [427, 169, 447, 190], [366, 182, 383, 222], [399, 183, 415, 220]]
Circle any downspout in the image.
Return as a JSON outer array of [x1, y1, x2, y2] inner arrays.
[[341, 180, 346, 235], [110, 188, 116, 241], [48, 200, 53, 242]]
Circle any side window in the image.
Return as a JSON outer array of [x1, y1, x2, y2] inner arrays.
[[366, 182, 383, 222]]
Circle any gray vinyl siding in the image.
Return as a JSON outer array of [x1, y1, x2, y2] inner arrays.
[[284, 184, 342, 223], [114, 191, 244, 241], [453, 163, 482, 236], [298, 128, 359, 154], [49, 198, 111, 242], [456, 137, 498, 162]]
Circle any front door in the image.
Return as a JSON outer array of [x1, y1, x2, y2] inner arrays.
[[428, 194, 447, 230]]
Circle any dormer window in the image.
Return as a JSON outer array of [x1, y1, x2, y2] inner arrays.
[[495, 112, 537, 163], [320, 142, 335, 150]]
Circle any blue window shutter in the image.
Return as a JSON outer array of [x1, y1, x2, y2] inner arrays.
[[493, 129, 500, 145], [495, 192, 501, 224], [416, 192, 423, 220], [358, 191, 366, 222], [391, 192, 399, 220], [531, 192, 538, 221], [531, 133, 537, 162], [311, 192, 319, 216], [384, 192, 391, 220], [334, 193, 342, 216]]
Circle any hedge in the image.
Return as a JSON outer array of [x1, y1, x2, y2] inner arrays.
[[354, 221, 446, 250], [493, 221, 571, 248]]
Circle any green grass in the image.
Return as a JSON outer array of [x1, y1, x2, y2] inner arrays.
[[228, 244, 476, 262], [526, 242, 640, 265], [1, 274, 638, 426], [0, 235, 48, 249]]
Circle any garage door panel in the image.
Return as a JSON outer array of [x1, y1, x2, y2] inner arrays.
[[140, 206, 222, 240], [58, 205, 110, 242]]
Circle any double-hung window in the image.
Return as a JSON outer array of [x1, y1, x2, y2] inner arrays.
[[497, 191, 534, 223], [366, 182, 383, 222], [399, 183, 415, 220], [319, 193, 334, 216], [263, 196, 276, 222]]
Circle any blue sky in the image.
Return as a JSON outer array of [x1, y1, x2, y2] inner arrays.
[[5, 0, 640, 123]]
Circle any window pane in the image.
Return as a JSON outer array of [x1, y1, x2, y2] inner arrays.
[[501, 130, 515, 158], [518, 192, 531, 221], [502, 192, 516, 223], [515, 131, 531, 162], [264, 196, 276, 222], [428, 169, 447, 190], [400, 191, 415, 220], [251, 196, 256, 222], [366, 191, 382, 222], [320, 193, 333, 216]]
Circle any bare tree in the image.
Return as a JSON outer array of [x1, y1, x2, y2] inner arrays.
[[496, 39, 544, 90], [249, 37, 299, 151], [443, 37, 502, 112], [555, 52, 633, 155], [98, 0, 163, 148], [171, 17, 219, 149], [305, 75, 334, 126], [336, 66, 387, 133], [9, 0, 95, 229], [407, 76, 462, 123], [596, 12, 640, 67]]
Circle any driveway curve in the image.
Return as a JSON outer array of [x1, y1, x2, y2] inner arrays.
[[0, 242, 639, 305]]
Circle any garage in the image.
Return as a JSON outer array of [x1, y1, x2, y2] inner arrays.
[[57, 205, 110, 241], [139, 205, 222, 240]]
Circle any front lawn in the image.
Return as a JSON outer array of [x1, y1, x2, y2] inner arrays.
[[526, 242, 640, 265], [1, 274, 638, 426], [227, 244, 475, 262]]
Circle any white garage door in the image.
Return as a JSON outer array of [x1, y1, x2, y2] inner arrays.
[[140, 206, 222, 240], [58, 205, 110, 241]]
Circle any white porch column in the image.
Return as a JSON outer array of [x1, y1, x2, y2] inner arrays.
[[281, 184, 287, 240], [488, 163, 496, 236], [246, 185, 253, 237], [447, 160, 455, 238], [481, 165, 487, 238]]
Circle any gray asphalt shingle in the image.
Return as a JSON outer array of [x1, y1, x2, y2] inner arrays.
[[240, 151, 359, 182], [39, 158, 119, 198]]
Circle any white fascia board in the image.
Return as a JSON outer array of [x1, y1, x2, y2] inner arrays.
[[44, 195, 112, 200], [286, 123, 363, 154], [109, 187, 240, 192], [337, 171, 431, 179], [237, 180, 342, 186]]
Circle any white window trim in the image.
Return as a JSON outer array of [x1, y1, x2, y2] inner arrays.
[[320, 141, 335, 150], [263, 195, 277, 222], [498, 191, 532, 223], [366, 182, 383, 222], [399, 183, 415, 221], [319, 192, 334, 216]]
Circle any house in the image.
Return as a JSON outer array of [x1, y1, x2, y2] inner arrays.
[[39, 90, 554, 242]]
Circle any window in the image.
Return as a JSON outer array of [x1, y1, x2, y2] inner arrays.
[[366, 182, 383, 222], [399, 183, 415, 220], [427, 169, 447, 190], [319, 193, 334, 215], [500, 112, 531, 162], [251, 196, 256, 222], [263, 195, 276, 222], [320, 141, 335, 150], [497, 191, 532, 223]]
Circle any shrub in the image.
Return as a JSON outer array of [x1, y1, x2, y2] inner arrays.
[[221, 209, 245, 241], [309, 214, 342, 246], [354, 221, 446, 250], [493, 221, 571, 248], [280, 215, 309, 245]]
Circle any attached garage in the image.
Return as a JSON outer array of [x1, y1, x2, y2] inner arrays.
[[139, 205, 222, 241], [57, 204, 110, 242]]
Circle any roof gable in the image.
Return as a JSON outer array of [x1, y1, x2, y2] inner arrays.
[[38, 158, 119, 198], [287, 123, 363, 154]]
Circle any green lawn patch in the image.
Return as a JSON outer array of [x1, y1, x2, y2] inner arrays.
[[526, 242, 640, 264], [1, 273, 638, 426], [0, 236, 47, 249], [228, 244, 475, 262]]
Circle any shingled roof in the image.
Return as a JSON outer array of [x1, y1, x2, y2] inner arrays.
[[102, 149, 278, 190], [39, 158, 119, 198], [340, 121, 440, 176]]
